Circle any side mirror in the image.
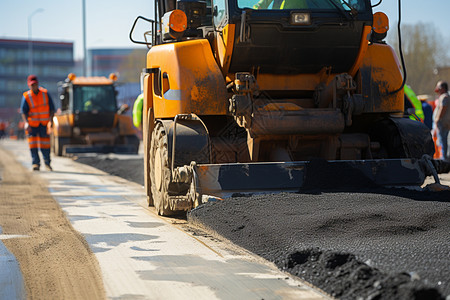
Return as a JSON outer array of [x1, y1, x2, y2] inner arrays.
[[117, 104, 129, 115]]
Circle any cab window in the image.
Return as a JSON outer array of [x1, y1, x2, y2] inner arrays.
[[238, 0, 366, 11], [213, 0, 227, 28]]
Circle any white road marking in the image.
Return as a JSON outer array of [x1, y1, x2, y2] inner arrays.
[[0, 235, 30, 240]]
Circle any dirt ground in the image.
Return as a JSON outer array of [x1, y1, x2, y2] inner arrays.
[[75, 154, 450, 300], [0, 147, 106, 300]]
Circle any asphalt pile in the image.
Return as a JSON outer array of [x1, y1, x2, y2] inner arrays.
[[188, 189, 450, 300], [274, 248, 442, 299], [75, 155, 144, 185]]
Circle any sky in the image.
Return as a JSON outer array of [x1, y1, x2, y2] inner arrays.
[[0, 0, 449, 60]]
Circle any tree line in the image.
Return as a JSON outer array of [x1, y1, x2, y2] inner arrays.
[[389, 22, 449, 98]]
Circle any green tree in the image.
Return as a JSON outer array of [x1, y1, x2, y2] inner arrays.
[[388, 22, 449, 96]]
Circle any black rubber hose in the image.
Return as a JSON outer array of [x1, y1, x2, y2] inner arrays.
[[389, 0, 407, 95]]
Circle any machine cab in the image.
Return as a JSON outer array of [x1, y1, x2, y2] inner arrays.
[[140, 0, 373, 75], [57, 74, 119, 129], [214, 0, 373, 75]]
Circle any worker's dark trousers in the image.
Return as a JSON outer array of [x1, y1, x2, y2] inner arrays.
[[28, 124, 51, 166]]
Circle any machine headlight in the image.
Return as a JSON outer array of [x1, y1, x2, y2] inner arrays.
[[290, 12, 311, 25]]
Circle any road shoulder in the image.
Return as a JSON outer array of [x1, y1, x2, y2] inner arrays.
[[0, 145, 106, 300]]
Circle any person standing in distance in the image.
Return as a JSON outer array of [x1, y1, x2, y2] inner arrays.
[[433, 81, 450, 161], [132, 93, 144, 130], [20, 75, 55, 171]]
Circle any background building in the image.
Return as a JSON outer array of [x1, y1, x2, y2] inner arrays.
[[0, 38, 74, 121], [0, 40, 147, 126], [88, 48, 134, 77], [88, 48, 147, 109]]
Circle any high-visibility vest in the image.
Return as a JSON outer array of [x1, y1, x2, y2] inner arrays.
[[280, 0, 306, 9], [23, 87, 51, 127], [253, 0, 306, 9], [404, 85, 424, 122], [132, 93, 144, 128]]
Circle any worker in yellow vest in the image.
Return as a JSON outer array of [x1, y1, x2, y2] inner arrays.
[[404, 85, 425, 122], [132, 93, 144, 130], [20, 75, 55, 171], [253, 0, 306, 9]]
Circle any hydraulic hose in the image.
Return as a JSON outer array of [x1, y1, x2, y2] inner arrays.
[[389, 0, 407, 95]]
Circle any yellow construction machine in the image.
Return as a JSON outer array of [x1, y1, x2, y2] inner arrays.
[[130, 0, 449, 215], [51, 73, 140, 156]]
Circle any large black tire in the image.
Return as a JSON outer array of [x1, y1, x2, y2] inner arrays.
[[149, 122, 178, 216], [370, 118, 434, 159], [370, 119, 406, 159]]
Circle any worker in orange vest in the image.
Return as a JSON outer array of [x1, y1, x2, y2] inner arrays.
[[20, 75, 55, 171], [0, 120, 5, 139]]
